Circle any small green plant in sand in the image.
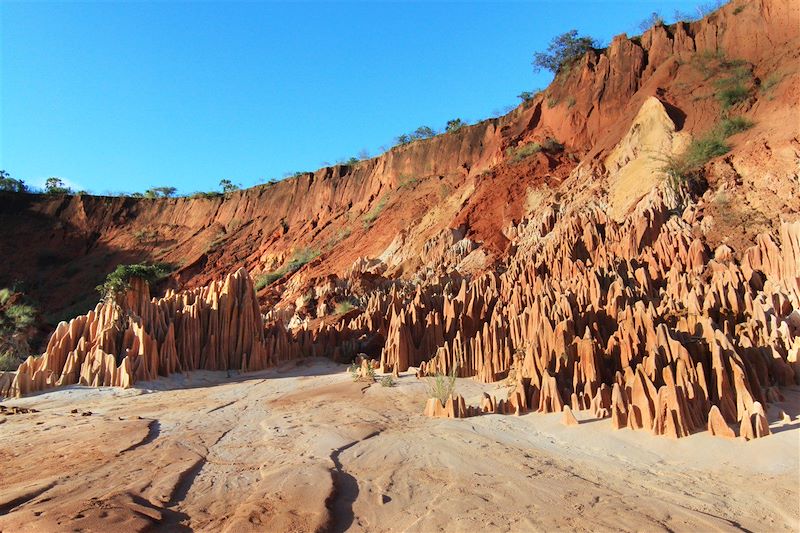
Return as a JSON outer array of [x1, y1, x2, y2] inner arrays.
[[380, 375, 395, 387], [426, 366, 458, 406]]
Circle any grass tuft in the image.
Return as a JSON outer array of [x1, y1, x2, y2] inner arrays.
[[426, 366, 458, 406]]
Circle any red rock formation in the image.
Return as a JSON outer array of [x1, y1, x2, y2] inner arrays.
[[7, 269, 272, 397], [2, 0, 798, 447], [707, 405, 735, 439], [562, 406, 579, 427]]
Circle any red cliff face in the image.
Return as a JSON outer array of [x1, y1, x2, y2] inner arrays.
[[1, 0, 799, 439]]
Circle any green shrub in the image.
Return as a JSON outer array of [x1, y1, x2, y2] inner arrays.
[[532, 30, 598, 73], [717, 116, 754, 136], [506, 138, 561, 162], [334, 300, 355, 314], [254, 272, 281, 290], [506, 142, 542, 163], [661, 117, 754, 190], [45, 177, 72, 195], [541, 138, 565, 153], [348, 360, 375, 382], [0, 288, 38, 365], [133, 228, 159, 243], [96, 263, 172, 302], [760, 73, 781, 95], [395, 126, 437, 147], [716, 84, 749, 109], [0, 351, 21, 371], [6, 305, 36, 329], [254, 248, 320, 289], [446, 119, 466, 133], [144, 186, 177, 198], [219, 179, 239, 196], [0, 170, 27, 193], [397, 176, 421, 190], [363, 195, 388, 227], [426, 366, 458, 406], [380, 375, 395, 387], [190, 191, 223, 199]]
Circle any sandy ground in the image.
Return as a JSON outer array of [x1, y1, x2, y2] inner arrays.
[[0, 358, 798, 533]]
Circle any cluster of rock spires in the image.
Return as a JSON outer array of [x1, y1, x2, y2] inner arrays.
[[4, 182, 798, 442], [2, 0, 798, 445], [403, 186, 799, 439], [0, 269, 277, 397]]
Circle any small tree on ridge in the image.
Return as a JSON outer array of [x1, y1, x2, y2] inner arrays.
[[532, 30, 598, 73]]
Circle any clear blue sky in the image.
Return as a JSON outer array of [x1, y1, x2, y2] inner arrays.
[[1, 1, 712, 195]]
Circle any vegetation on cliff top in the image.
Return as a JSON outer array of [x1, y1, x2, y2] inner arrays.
[[96, 263, 173, 303]]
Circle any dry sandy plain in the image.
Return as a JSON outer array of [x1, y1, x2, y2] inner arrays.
[[1, 358, 798, 532]]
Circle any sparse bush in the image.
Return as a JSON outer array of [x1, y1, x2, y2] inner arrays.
[[96, 263, 172, 303], [661, 117, 753, 191], [380, 375, 395, 387], [348, 359, 376, 382], [0, 351, 21, 371], [532, 30, 599, 73], [254, 248, 320, 289], [716, 83, 749, 109], [0, 170, 27, 193], [506, 138, 561, 163], [144, 186, 177, 198], [394, 126, 437, 146], [254, 272, 280, 290], [717, 116, 753, 136], [334, 300, 355, 314], [133, 228, 159, 244], [446, 119, 466, 133], [219, 179, 239, 196], [363, 195, 388, 227], [566, 96, 576, 109], [638, 11, 665, 32], [426, 366, 458, 406], [398, 175, 421, 190], [517, 91, 537, 103], [506, 142, 542, 163], [6, 305, 36, 330], [696, 0, 726, 17], [348, 362, 360, 381], [541, 138, 565, 153], [760, 73, 781, 94], [189, 191, 223, 199], [45, 177, 72, 195], [0, 288, 38, 366]]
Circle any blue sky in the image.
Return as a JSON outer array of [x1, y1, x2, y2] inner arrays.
[[1, 1, 712, 195]]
